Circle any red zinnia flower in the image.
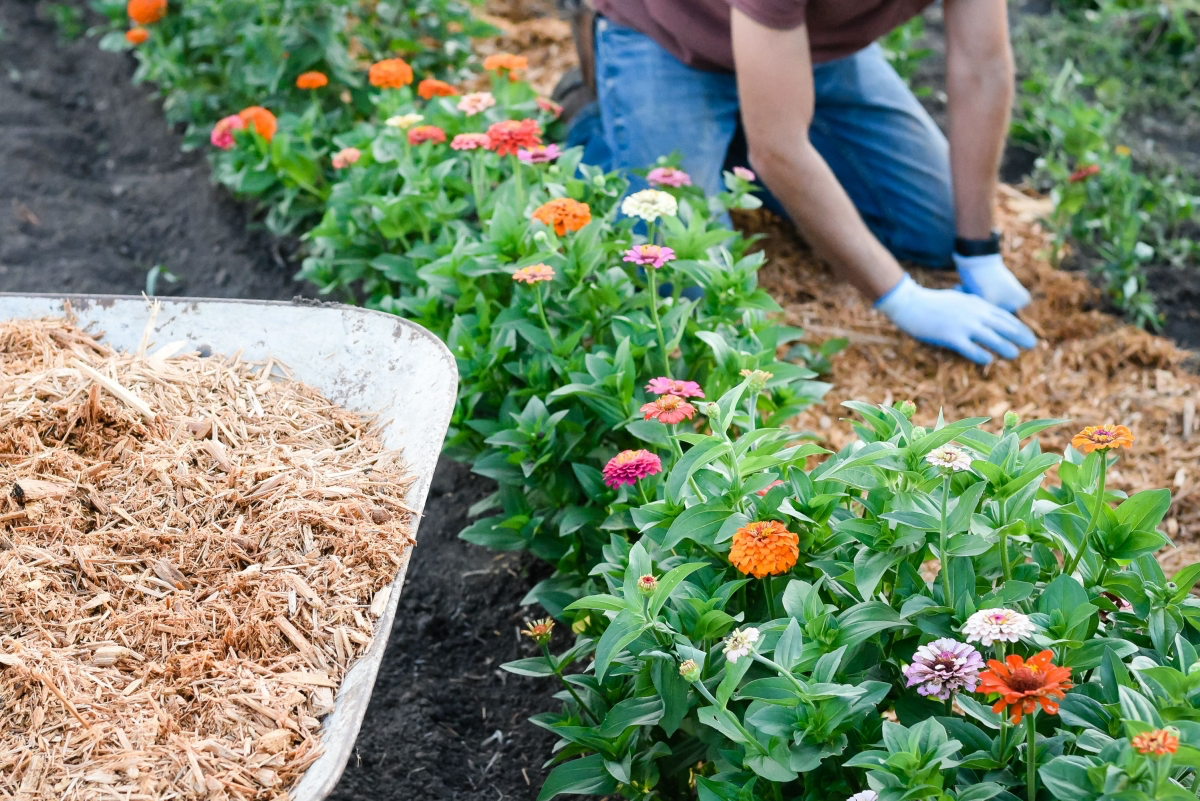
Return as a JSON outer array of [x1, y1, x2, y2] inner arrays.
[[602, 450, 662, 488], [486, 119, 542, 157], [640, 395, 695, 425], [977, 650, 1073, 724]]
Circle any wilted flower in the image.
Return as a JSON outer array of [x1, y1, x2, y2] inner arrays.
[[210, 114, 245, 150], [723, 627, 760, 663], [637, 575, 658, 596], [623, 244, 675, 268], [640, 395, 695, 425], [739, 369, 772, 393], [755, 479, 785, 497], [645, 377, 703, 398], [621, 189, 678, 222], [331, 147, 361, 169], [417, 78, 457, 99], [457, 92, 497, 116], [451, 133, 490, 151], [678, 659, 701, 682], [295, 71, 328, 90], [903, 639, 984, 700], [962, 608, 1035, 646], [237, 106, 277, 143], [1132, 728, 1179, 756], [127, 0, 166, 25], [602, 449, 662, 488], [386, 113, 423, 130], [369, 58, 414, 89], [521, 618, 554, 645], [531, 198, 591, 235], [647, 167, 692, 188], [1071, 424, 1134, 454], [483, 52, 528, 78], [729, 521, 798, 578], [926, 445, 972, 472], [518, 144, 561, 164], [1068, 163, 1100, 183], [732, 166, 756, 182], [487, 119, 542, 157], [407, 125, 446, 146], [125, 26, 149, 45], [978, 650, 1073, 723], [512, 263, 555, 284], [537, 97, 563, 118]]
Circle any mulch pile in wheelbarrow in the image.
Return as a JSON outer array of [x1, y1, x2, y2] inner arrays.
[[0, 316, 415, 799]]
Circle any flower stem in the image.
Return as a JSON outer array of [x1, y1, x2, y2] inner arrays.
[[746, 391, 759, 434], [1000, 525, 1013, 585], [1064, 454, 1108, 577], [542, 642, 595, 724], [939, 474, 952, 608], [645, 267, 671, 376], [765, 575, 777, 620], [470, 152, 487, 219], [534, 286, 556, 349], [1026, 712, 1038, 801], [511, 154, 525, 214]]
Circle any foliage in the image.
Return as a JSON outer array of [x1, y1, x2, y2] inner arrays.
[[880, 15, 933, 94]]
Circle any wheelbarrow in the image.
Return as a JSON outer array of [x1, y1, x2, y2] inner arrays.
[[0, 294, 458, 800]]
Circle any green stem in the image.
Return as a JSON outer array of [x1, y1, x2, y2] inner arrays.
[[765, 575, 777, 620], [939, 474, 952, 607], [512, 154, 525, 213], [1000, 525, 1013, 585], [470, 152, 487, 219], [543, 643, 596, 724], [645, 267, 671, 376], [1026, 712, 1038, 801], [534, 286, 556, 349], [746, 391, 759, 435], [1064, 455, 1109, 577]]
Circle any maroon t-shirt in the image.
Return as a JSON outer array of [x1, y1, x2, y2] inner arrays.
[[593, 0, 934, 71]]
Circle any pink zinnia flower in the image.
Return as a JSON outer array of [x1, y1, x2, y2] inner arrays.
[[647, 167, 692, 188], [408, 125, 446, 146], [512, 263, 555, 284], [623, 244, 676, 269], [210, 114, 245, 150], [641, 395, 695, 425], [755, 480, 785, 497], [733, 166, 756, 182], [537, 97, 563, 118], [332, 147, 361, 169], [451, 133, 491, 151], [645, 377, 703, 398], [602, 449, 663, 488], [518, 144, 561, 164], [457, 92, 496, 116]]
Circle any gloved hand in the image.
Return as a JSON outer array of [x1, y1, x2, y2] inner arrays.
[[876, 275, 1038, 365], [953, 252, 1032, 312]]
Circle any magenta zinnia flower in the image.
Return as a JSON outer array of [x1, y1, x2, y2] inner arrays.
[[647, 167, 692, 188], [645, 377, 704, 398], [518, 144, 561, 164], [903, 638, 984, 700], [623, 244, 676, 269], [733, 166, 756, 182], [602, 450, 663, 488], [210, 114, 245, 150]]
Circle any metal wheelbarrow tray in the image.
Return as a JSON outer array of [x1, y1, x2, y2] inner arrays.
[[0, 294, 458, 800]]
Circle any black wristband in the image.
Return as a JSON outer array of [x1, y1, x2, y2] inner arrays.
[[954, 230, 1002, 257]]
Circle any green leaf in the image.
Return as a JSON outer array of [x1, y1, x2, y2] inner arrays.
[[775, 619, 805, 672], [536, 754, 619, 801], [594, 614, 645, 681], [597, 696, 664, 738], [1118, 685, 1163, 727], [716, 653, 753, 708], [1038, 755, 1099, 801], [667, 439, 729, 504], [1115, 488, 1171, 532], [500, 657, 556, 677], [649, 562, 708, 617], [565, 594, 634, 614], [946, 481, 987, 533], [661, 505, 730, 550]]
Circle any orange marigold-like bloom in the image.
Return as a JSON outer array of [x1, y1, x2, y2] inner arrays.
[[125, 27, 149, 45], [483, 52, 528, 79], [977, 650, 1073, 724], [1132, 728, 1179, 756], [531, 198, 591, 236], [369, 58, 414, 89], [512, 264, 555, 284], [639, 395, 695, 425], [486, 118, 542, 157], [407, 125, 446, 146], [417, 78, 458, 99], [295, 71, 328, 90], [521, 618, 554, 645], [729, 521, 799, 579], [237, 106, 277, 143], [127, 0, 166, 25], [1071, 424, 1134, 454]]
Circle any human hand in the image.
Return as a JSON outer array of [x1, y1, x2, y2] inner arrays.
[[953, 252, 1032, 312], [875, 275, 1038, 365]]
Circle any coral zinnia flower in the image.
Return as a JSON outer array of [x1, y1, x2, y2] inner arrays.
[[521, 618, 554, 645], [518, 144, 561, 164], [487, 119, 542, 157], [977, 650, 1073, 724], [1132, 728, 1179, 756], [1068, 163, 1100, 183], [237, 106, 277, 142], [417, 78, 458, 99], [125, 27, 149, 45], [295, 71, 328, 90], [640, 395, 695, 425], [451, 133, 490, 151], [623, 244, 676, 269], [647, 167, 692, 188], [483, 52, 528, 79], [210, 114, 245, 150], [369, 58, 414, 89], [512, 263, 555, 284], [531, 198, 591, 236], [127, 0, 166, 25], [332, 147, 361, 169], [645, 377, 703, 398], [602, 450, 662, 488], [537, 97, 563, 118], [457, 91, 496, 116], [729, 520, 799, 578], [407, 125, 446, 146], [1071, 424, 1134, 454]]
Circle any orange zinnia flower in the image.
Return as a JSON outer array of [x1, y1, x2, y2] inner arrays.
[[1071, 424, 1134, 454], [407, 125, 446, 146], [729, 521, 799, 579], [295, 71, 328, 90], [369, 58, 414, 89], [127, 0, 166, 25], [531, 198, 591, 236], [977, 650, 1073, 724], [1132, 728, 1179, 756], [486, 118, 542, 157], [418, 78, 458, 99], [483, 52, 528, 79], [1068, 164, 1100, 183], [125, 27, 149, 45], [237, 106, 277, 143]]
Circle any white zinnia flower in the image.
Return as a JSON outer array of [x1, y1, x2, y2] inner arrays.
[[847, 792, 878, 801], [961, 608, 1035, 646], [722, 627, 760, 664], [621, 189, 678, 222], [385, 113, 424, 130], [925, 445, 972, 472]]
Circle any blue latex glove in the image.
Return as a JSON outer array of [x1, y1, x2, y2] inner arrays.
[[953, 252, 1032, 312], [876, 275, 1038, 365]]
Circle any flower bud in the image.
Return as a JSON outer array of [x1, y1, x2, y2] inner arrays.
[[898, 400, 917, 419], [637, 574, 658, 596], [911, 425, 927, 439], [533, 230, 551, 246], [704, 402, 720, 417], [1004, 410, 1020, 428], [739, 368, 773, 394], [592, 174, 606, 188], [571, 615, 590, 634], [678, 659, 701, 682]]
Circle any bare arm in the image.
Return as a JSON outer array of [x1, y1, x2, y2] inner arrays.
[[944, 0, 1014, 238], [730, 9, 904, 300]]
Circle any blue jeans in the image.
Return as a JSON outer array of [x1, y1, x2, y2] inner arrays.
[[567, 18, 956, 267]]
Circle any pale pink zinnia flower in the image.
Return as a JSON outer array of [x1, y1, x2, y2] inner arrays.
[[733, 166, 756, 182], [457, 92, 496, 116], [902, 639, 984, 700], [451, 133, 491, 151], [645, 377, 703, 398], [210, 115, 245, 150], [602, 450, 663, 488], [332, 147, 361, 169], [517, 144, 561, 164], [623, 244, 676, 269], [641, 395, 695, 425], [961, 608, 1035, 647], [647, 166, 692, 188], [512, 263, 555, 284]]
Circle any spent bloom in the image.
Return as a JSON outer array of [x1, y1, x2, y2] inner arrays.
[[602, 450, 662, 489], [531, 198, 591, 235], [1071, 424, 1134, 454], [386, 113, 423, 130], [678, 659, 701, 682], [647, 167, 692, 188], [729, 521, 799, 578], [210, 114, 245, 150], [903, 639, 985, 700], [926, 445, 972, 472], [127, 0, 166, 25], [417, 78, 458, 99], [487, 119, 542, 157], [641, 395, 695, 425], [125, 27, 149, 45], [733, 166, 756, 182], [457, 91, 497, 116], [621, 189, 679, 222], [368, 58, 414, 89], [237, 106, 277, 142], [623, 244, 676, 268], [450, 133, 490, 151], [962, 608, 1035, 646], [537, 97, 563, 118], [407, 125, 446, 146], [331, 147, 361, 169], [723, 627, 760, 664], [1132, 728, 1179, 756], [978, 650, 1073, 724], [518, 144, 562, 164], [1068, 163, 1100, 183], [645, 377, 703, 398], [295, 71, 328, 90], [483, 52, 528, 78], [636, 575, 658, 596], [521, 618, 554, 645], [512, 263, 555, 284]]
